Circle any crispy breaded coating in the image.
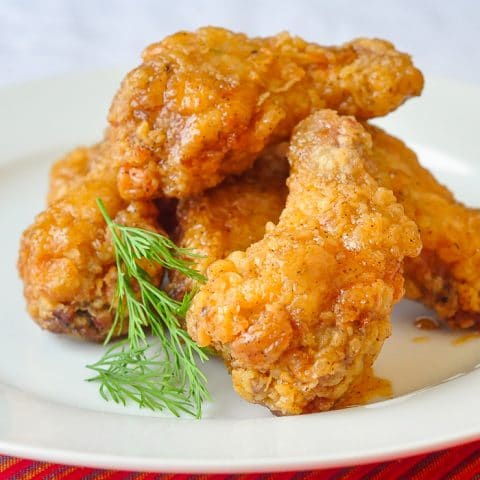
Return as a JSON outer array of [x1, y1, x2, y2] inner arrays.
[[366, 126, 480, 329], [18, 142, 165, 341], [47, 145, 99, 204], [175, 123, 480, 330], [186, 111, 421, 415], [167, 143, 289, 300], [109, 27, 423, 200]]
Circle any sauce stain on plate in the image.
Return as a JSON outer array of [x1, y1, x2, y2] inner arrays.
[[414, 316, 440, 330], [412, 336, 430, 343], [452, 332, 480, 346]]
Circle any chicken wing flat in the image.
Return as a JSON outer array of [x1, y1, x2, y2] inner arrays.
[[167, 143, 289, 300], [18, 142, 165, 341], [186, 111, 421, 415], [366, 125, 480, 329], [109, 26, 423, 200]]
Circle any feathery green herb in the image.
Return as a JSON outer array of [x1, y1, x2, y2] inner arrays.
[[86, 199, 209, 418]]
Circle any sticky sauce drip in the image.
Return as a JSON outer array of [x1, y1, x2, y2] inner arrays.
[[452, 332, 480, 346], [414, 316, 440, 330], [335, 367, 392, 409], [412, 336, 429, 343]]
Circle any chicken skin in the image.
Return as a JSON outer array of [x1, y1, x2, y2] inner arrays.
[[109, 27, 423, 200], [167, 143, 289, 300], [18, 142, 165, 341], [366, 126, 480, 329], [186, 111, 421, 415]]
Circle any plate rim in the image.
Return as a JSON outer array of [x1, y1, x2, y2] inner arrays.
[[2, 71, 480, 473], [2, 377, 480, 473]]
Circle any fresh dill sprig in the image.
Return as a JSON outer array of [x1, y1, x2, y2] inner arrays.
[[86, 199, 209, 418], [86, 341, 197, 416]]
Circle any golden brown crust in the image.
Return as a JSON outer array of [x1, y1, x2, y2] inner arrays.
[[366, 125, 480, 329], [186, 111, 421, 415], [18, 142, 165, 342], [47, 130, 117, 203], [48, 147, 93, 203], [109, 27, 423, 200], [167, 143, 289, 300], [175, 123, 480, 331]]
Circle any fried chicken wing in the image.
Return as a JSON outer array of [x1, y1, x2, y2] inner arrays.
[[175, 119, 480, 330], [167, 143, 289, 300], [18, 142, 165, 341], [110, 27, 423, 200], [366, 126, 480, 329], [186, 111, 421, 415]]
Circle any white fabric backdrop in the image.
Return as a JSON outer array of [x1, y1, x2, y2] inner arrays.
[[0, 0, 479, 86]]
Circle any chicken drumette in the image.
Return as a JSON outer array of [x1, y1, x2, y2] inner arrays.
[[186, 111, 421, 415]]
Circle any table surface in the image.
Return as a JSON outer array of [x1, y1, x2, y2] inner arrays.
[[1, 1, 479, 477], [2, 439, 480, 478]]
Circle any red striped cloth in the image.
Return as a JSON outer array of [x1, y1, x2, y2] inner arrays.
[[2, 440, 480, 479]]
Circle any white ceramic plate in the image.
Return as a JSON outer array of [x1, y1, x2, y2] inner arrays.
[[1, 71, 480, 473]]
